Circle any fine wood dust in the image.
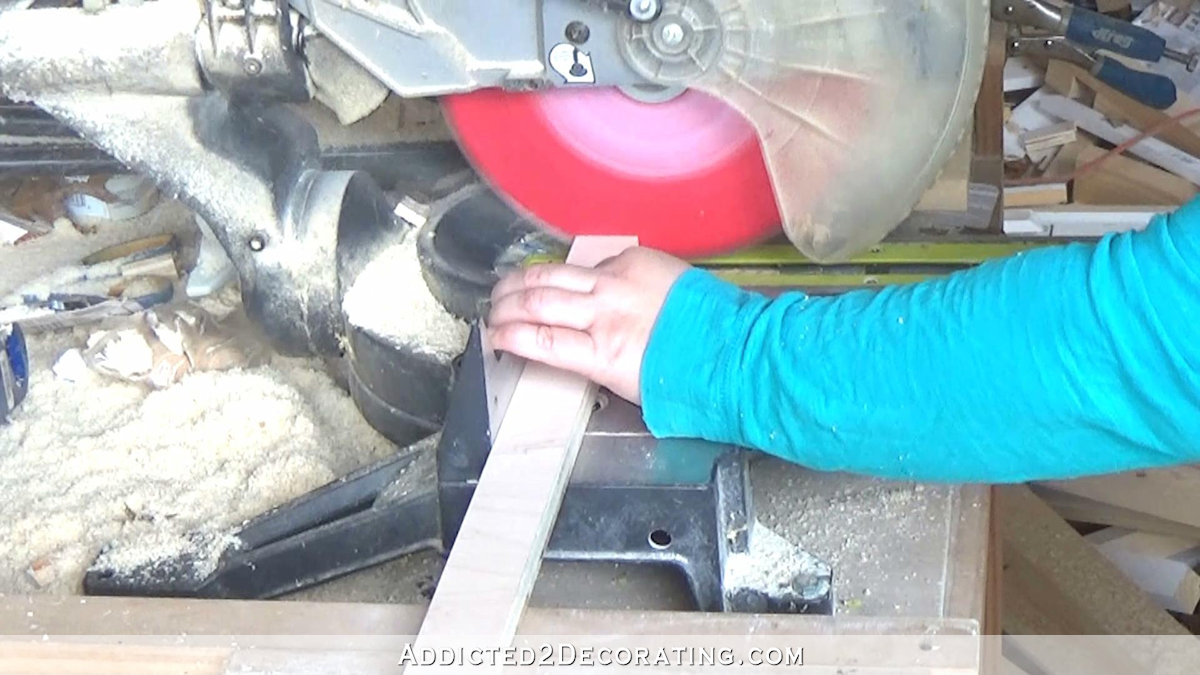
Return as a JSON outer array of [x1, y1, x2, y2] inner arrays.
[[0, 326, 398, 594]]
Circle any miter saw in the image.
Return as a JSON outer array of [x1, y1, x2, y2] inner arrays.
[[0, 0, 987, 261], [0, 0, 994, 434], [0, 0, 989, 610]]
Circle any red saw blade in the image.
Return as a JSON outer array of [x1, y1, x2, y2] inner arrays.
[[441, 87, 782, 256]]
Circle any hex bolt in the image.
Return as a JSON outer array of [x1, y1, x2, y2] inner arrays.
[[629, 0, 660, 22], [242, 55, 264, 76], [565, 21, 591, 45], [243, 56, 263, 76], [248, 234, 267, 252], [660, 22, 685, 48]]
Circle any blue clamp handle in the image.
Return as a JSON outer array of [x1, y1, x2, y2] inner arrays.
[[1094, 58, 1178, 110], [1066, 7, 1167, 62], [1, 323, 28, 423]]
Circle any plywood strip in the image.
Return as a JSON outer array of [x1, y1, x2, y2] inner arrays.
[[1036, 466, 1200, 532], [409, 236, 637, 665], [1030, 484, 1200, 541]]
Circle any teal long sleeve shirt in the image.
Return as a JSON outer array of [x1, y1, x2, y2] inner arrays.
[[640, 199, 1200, 483]]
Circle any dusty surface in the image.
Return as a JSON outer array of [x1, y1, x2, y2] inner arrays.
[[0, 197, 398, 594], [753, 459, 966, 617], [288, 458, 968, 617], [0, 323, 397, 594]]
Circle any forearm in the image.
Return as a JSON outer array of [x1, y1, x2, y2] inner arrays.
[[641, 202, 1200, 483]]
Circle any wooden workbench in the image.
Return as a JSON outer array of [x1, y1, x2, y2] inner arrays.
[[0, 482, 993, 674]]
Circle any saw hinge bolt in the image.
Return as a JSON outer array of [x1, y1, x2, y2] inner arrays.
[[660, 22, 685, 48], [629, 0, 660, 22], [248, 233, 268, 252]]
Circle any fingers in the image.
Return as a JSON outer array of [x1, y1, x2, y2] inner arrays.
[[491, 263, 601, 306], [488, 322, 598, 380], [489, 286, 595, 331]]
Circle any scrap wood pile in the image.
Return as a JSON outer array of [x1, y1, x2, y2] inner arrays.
[[1002, 0, 1200, 237], [1001, 471, 1200, 638], [0, 171, 399, 595]]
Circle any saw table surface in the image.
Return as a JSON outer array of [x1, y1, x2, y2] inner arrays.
[[290, 457, 990, 622]]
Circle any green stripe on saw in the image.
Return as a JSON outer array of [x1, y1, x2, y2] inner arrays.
[[523, 240, 1073, 289]]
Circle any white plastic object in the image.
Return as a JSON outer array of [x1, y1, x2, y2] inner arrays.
[[63, 174, 159, 226], [670, 0, 990, 261], [186, 214, 237, 299]]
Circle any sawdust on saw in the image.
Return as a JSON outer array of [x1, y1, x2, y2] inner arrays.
[[752, 458, 971, 617], [342, 228, 469, 361], [0, 322, 399, 594]]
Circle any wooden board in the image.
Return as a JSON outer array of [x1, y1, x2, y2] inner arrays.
[[1072, 144, 1197, 206], [0, 596, 985, 675], [975, 21, 1008, 160], [410, 236, 637, 662], [1031, 484, 1200, 540], [1037, 94, 1200, 187], [998, 485, 1189, 636], [1020, 121, 1076, 156], [1002, 184, 1068, 209], [1036, 466, 1200, 532], [916, 128, 972, 212]]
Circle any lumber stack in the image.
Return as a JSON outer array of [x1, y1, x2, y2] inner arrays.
[[998, 483, 1200, 674], [1001, 467, 1200, 637]]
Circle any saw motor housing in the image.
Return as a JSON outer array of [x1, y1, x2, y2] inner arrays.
[[0, 0, 988, 357], [292, 0, 681, 95]]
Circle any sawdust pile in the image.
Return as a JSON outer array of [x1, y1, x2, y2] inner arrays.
[[342, 228, 468, 361], [723, 521, 831, 602], [0, 324, 398, 594], [753, 459, 962, 617]]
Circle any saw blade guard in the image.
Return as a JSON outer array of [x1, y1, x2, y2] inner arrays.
[[636, 0, 989, 261]]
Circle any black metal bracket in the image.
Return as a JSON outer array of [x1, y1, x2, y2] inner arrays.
[[86, 327, 832, 613]]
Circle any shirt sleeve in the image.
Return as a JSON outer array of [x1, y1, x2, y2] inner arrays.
[[639, 198, 1200, 483]]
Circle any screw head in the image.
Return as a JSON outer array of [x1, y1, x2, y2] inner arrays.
[[248, 234, 266, 252], [243, 56, 263, 75], [660, 22, 685, 47], [629, 0, 659, 22], [565, 21, 590, 45]]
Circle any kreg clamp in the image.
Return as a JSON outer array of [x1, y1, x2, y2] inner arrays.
[[1, 323, 28, 424], [995, 0, 1197, 110]]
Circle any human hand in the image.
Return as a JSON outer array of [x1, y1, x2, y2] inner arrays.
[[487, 247, 690, 404]]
